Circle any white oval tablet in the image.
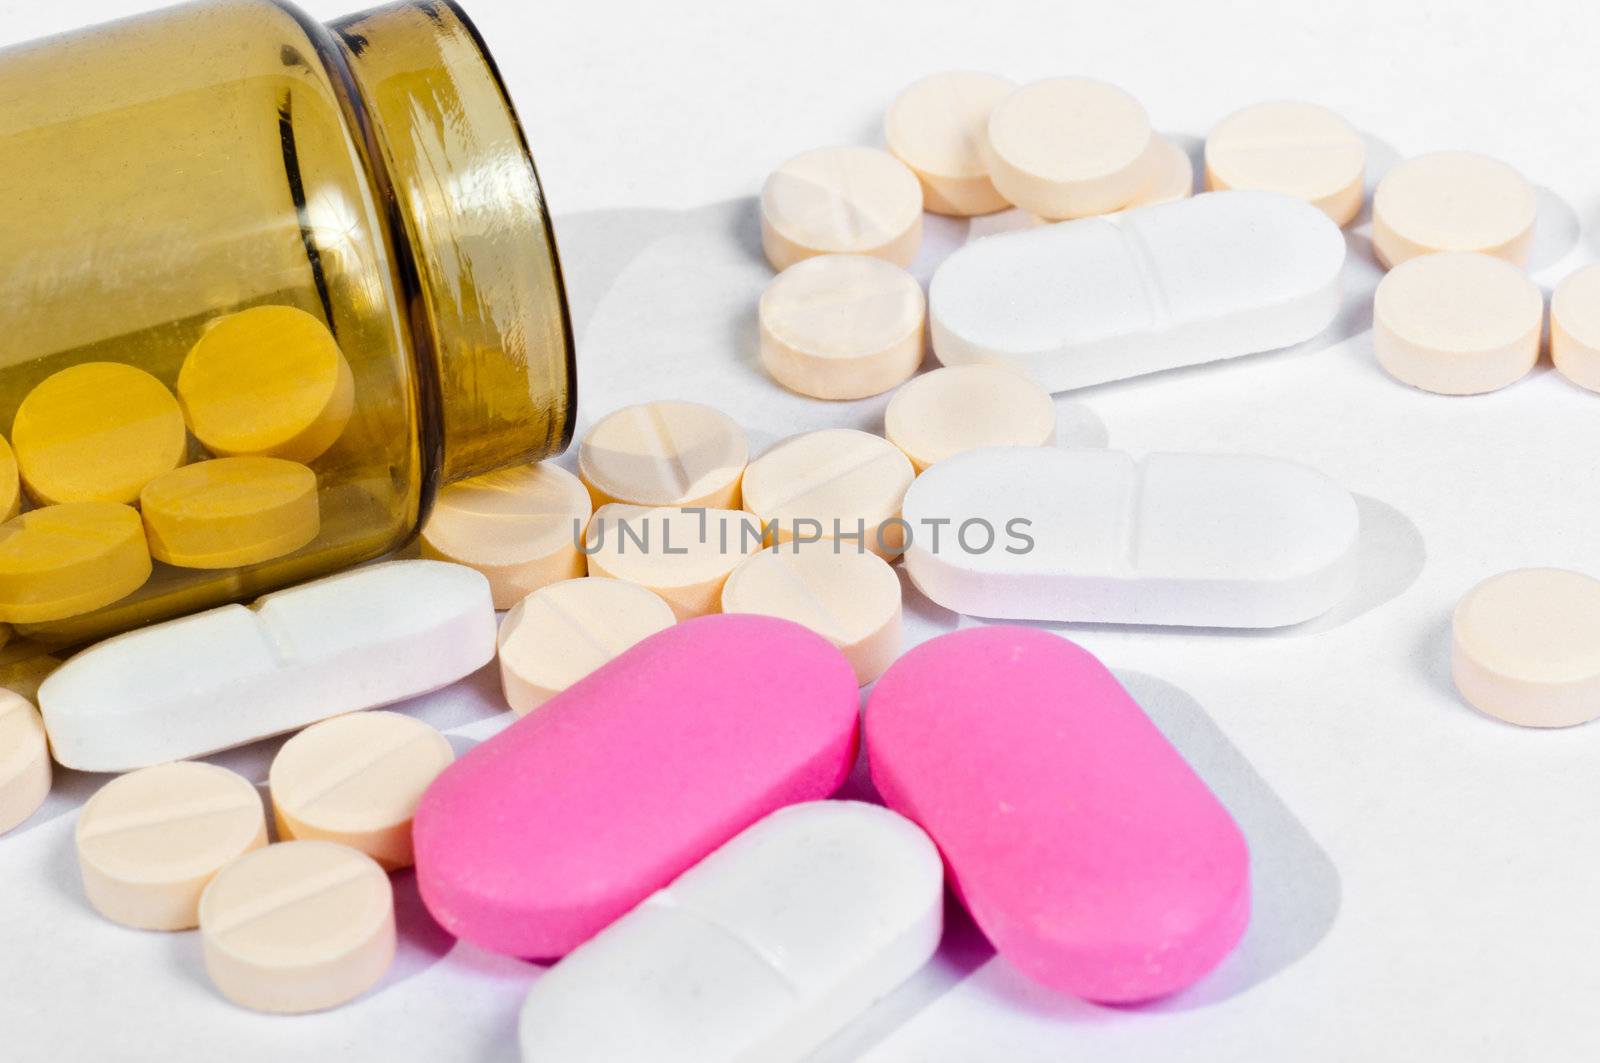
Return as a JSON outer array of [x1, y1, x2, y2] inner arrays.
[[742, 429, 916, 559], [579, 401, 748, 511], [497, 577, 678, 714], [1551, 264, 1600, 394], [1205, 101, 1365, 226], [1373, 251, 1542, 395], [759, 255, 926, 401], [901, 446, 1359, 627], [0, 691, 50, 835], [930, 190, 1345, 392], [760, 147, 923, 271], [584, 505, 764, 619], [1372, 151, 1537, 268], [885, 70, 1014, 216], [519, 800, 942, 1063], [884, 364, 1056, 472], [1453, 568, 1600, 728]]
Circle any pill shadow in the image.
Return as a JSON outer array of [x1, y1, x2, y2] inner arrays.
[[1529, 186, 1581, 274], [550, 207, 688, 343]]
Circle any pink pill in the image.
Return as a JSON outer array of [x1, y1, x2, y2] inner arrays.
[[865, 626, 1249, 1003], [414, 613, 860, 959]]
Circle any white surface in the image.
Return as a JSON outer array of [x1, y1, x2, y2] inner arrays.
[[902, 447, 1359, 627], [519, 801, 943, 1063], [4, 0, 1600, 1059]]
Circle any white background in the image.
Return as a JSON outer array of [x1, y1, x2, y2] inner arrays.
[[4, 1, 1600, 1060]]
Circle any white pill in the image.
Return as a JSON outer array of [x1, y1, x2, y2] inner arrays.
[[39, 560, 496, 772], [760, 147, 923, 272], [0, 690, 49, 835], [1372, 151, 1536, 269], [930, 190, 1345, 391], [1122, 136, 1194, 210], [519, 800, 942, 1063], [579, 400, 748, 510], [884, 364, 1056, 473], [884, 70, 1014, 216], [1453, 568, 1600, 728], [1551, 264, 1600, 394], [1205, 101, 1366, 226], [901, 446, 1358, 627], [1374, 251, 1542, 395], [742, 429, 915, 559]]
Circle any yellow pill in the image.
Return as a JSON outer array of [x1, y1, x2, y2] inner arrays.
[[140, 457, 319, 569], [12, 363, 187, 506], [0, 503, 152, 623], [0, 436, 19, 522], [178, 306, 355, 464]]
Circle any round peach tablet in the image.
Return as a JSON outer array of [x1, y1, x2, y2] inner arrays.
[[1551, 264, 1600, 394], [269, 711, 453, 869], [0, 436, 20, 523], [200, 840, 394, 1013], [0, 691, 50, 835], [984, 78, 1155, 220], [885, 365, 1056, 472], [741, 429, 915, 558], [722, 542, 902, 685], [585, 504, 764, 619], [497, 577, 677, 714], [1373, 251, 1542, 395], [1372, 151, 1537, 269], [12, 362, 187, 506], [579, 401, 748, 511], [760, 146, 924, 271], [759, 255, 926, 401], [1123, 136, 1194, 210], [885, 71, 1015, 216], [140, 457, 319, 569], [1453, 568, 1600, 727], [421, 461, 591, 609], [76, 761, 267, 930], [0, 502, 152, 623], [1205, 101, 1366, 226], [178, 306, 355, 464]]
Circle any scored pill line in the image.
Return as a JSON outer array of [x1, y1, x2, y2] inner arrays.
[[290, 728, 442, 813], [758, 445, 904, 518], [207, 860, 373, 940], [645, 890, 802, 995], [638, 404, 696, 501], [759, 552, 853, 645], [78, 792, 260, 841], [1117, 223, 1174, 331], [528, 591, 633, 664]]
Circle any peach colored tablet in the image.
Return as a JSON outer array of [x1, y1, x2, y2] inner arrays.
[[884, 365, 1055, 472], [585, 504, 763, 619], [760, 147, 923, 271], [1205, 101, 1365, 226], [759, 255, 926, 401], [421, 461, 591, 609], [741, 429, 915, 559], [1123, 136, 1194, 209], [1551, 264, 1600, 393], [0, 691, 49, 834], [1372, 151, 1536, 268], [497, 577, 677, 714], [885, 71, 1014, 216], [578, 401, 748, 511], [1453, 568, 1600, 727], [1374, 251, 1542, 395]]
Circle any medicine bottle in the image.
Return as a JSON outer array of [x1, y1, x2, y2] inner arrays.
[[0, 0, 574, 647]]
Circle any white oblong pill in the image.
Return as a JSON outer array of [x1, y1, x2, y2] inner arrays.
[[884, 70, 1014, 217], [1372, 151, 1536, 269], [38, 559, 497, 772], [760, 147, 924, 272], [1205, 101, 1365, 226], [901, 446, 1358, 628], [518, 800, 942, 1063], [929, 190, 1345, 392], [1551, 264, 1600, 394], [0, 690, 49, 835]]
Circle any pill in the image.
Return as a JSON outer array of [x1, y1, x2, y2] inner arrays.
[[884, 364, 1056, 472], [39, 559, 495, 772], [75, 761, 267, 930], [0, 502, 152, 624], [0, 691, 50, 835], [584, 504, 763, 619], [269, 711, 454, 869], [0, 653, 62, 702], [139, 456, 319, 569], [741, 429, 915, 559], [11, 362, 187, 506], [930, 190, 1345, 391], [758, 255, 926, 401], [1452, 568, 1600, 728], [884, 70, 1014, 216], [578, 400, 748, 510], [1551, 264, 1600, 394], [1372, 151, 1536, 269], [1204, 101, 1366, 226], [421, 461, 591, 609], [178, 305, 355, 464], [414, 613, 859, 958], [519, 801, 942, 1063], [0, 434, 19, 522], [983, 77, 1155, 220], [199, 840, 394, 1013], [721, 542, 902, 685], [496, 577, 677, 715], [902, 446, 1358, 627], [1373, 251, 1542, 395], [867, 626, 1250, 1002], [760, 146, 924, 272], [1123, 135, 1194, 209]]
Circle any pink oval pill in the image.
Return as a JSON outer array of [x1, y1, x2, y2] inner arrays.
[[865, 626, 1249, 1003], [414, 613, 859, 959]]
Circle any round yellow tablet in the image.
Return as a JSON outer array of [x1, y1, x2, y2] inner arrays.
[[885, 71, 1015, 217], [1551, 264, 1600, 394], [1372, 151, 1536, 269], [11, 362, 187, 506], [885, 365, 1056, 472], [1453, 568, 1600, 728], [139, 456, 319, 569], [0, 502, 152, 623], [579, 401, 748, 510], [1205, 101, 1366, 226], [741, 429, 915, 559], [0, 435, 20, 523], [760, 146, 924, 272], [178, 306, 355, 464]]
